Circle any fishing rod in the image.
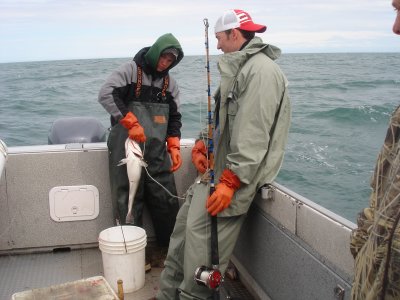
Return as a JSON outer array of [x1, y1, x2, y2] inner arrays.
[[193, 18, 222, 300]]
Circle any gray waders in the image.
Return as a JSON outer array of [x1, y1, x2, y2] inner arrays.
[[108, 101, 179, 247], [157, 180, 246, 300]]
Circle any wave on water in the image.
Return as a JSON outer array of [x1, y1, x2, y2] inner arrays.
[[343, 79, 399, 88], [309, 105, 394, 124], [292, 79, 399, 91]]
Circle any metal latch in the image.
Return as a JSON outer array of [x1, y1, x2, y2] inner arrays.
[[261, 186, 274, 201], [334, 284, 345, 300]]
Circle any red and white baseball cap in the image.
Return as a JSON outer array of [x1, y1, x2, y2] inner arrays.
[[214, 9, 267, 34]]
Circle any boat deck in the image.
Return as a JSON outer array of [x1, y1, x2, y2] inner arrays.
[[0, 247, 254, 299]]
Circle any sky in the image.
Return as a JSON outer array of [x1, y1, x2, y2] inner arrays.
[[0, 0, 398, 63]]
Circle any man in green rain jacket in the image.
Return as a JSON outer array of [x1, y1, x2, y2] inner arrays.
[[98, 33, 184, 264], [157, 10, 291, 299]]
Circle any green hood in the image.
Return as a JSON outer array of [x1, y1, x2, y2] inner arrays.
[[144, 33, 184, 71]]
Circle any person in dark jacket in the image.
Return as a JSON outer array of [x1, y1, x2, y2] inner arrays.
[[98, 33, 184, 268]]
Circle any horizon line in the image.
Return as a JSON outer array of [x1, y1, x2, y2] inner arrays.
[[1, 50, 399, 64]]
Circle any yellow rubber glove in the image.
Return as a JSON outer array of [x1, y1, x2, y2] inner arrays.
[[119, 112, 146, 143], [167, 136, 182, 172], [206, 169, 241, 216], [191, 140, 207, 174]]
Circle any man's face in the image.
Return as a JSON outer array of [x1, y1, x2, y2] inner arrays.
[[156, 53, 175, 72], [393, 0, 400, 35], [215, 31, 238, 53]]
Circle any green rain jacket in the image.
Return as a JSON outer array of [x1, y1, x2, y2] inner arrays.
[[213, 37, 291, 217]]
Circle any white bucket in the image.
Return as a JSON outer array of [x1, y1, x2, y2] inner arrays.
[[98, 225, 147, 293]]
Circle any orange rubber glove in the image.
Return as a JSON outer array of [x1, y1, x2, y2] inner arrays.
[[119, 112, 146, 143], [167, 136, 182, 172], [206, 169, 241, 216], [191, 140, 208, 174]]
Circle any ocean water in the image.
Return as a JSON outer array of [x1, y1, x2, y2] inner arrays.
[[0, 53, 399, 222]]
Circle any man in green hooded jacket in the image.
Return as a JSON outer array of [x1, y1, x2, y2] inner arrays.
[[157, 10, 291, 299], [98, 33, 184, 267]]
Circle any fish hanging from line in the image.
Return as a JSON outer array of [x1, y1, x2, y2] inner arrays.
[[118, 138, 147, 224]]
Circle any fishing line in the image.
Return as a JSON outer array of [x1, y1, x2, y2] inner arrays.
[[119, 225, 128, 253], [141, 143, 185, 200]]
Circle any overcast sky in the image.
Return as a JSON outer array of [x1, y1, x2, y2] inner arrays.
[[0, 0, 398, 63]]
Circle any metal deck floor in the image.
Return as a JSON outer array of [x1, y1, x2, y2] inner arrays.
[[0, 248, 254, 300]]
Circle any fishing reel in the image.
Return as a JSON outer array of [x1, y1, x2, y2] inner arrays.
[[194, 265, 222, 289]]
